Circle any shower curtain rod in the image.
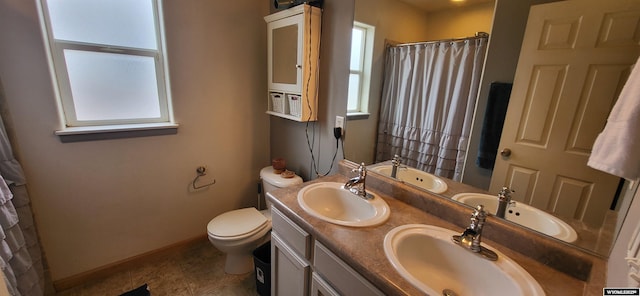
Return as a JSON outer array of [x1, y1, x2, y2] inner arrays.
[[393, 31, 489, 47]]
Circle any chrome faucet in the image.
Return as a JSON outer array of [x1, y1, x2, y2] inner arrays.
[[390, 154, 402, 178], [495, 187, 515, 219], [344, 162, 372, 199], [452, 205, 498, 261]]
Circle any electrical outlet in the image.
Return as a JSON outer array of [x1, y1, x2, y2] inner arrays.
[[335, 116, 345, 129]]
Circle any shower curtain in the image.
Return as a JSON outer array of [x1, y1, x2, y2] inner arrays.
[[0, 113, 44, 293], [375, 36, 488, 181]]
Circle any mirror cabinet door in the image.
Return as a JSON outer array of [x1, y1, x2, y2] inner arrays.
[[272, 24, 299, 86]]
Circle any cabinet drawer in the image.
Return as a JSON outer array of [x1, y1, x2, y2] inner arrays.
[[313, 242, 384, 296], [271, 206, 311, 259]]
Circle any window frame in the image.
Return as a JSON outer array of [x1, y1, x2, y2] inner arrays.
[[347, 22, 375, 116], [37, 0, 175, 132]]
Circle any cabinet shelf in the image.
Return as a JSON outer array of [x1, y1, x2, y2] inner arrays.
[[265, 4, 321, 122]]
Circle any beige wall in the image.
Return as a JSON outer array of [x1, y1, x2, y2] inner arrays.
[[0, 0, 270, 280], [354, 0, 432, 44], [423, 2, 495, 41]]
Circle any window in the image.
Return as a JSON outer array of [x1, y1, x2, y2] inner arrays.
[[38, 0, 175, 133], [347, 22, 374, 115]]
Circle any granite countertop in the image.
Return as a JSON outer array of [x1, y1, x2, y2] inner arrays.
[[266, 164, 607, 295]]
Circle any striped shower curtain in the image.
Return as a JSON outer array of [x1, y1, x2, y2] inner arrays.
[[375, 36, 487, 181], [0, 113, 44, 295]]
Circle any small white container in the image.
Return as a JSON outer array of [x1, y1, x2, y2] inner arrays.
[[288, 94, 302, 117], [270, 93, 285, 114]]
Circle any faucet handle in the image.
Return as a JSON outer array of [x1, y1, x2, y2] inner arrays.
[[352, 162, 367, 177], [391, 154, 401, 165], [498, 187, 514, 201], [470, 205, 487, 230], [453, 204, 498, 261], [473, 205, 487, 218]]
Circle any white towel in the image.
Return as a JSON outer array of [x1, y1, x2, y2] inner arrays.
[[588, 58, 640, 180]]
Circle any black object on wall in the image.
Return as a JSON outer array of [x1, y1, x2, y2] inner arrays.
[[476, 82, 513, 170], [274, 0, 323, 9]]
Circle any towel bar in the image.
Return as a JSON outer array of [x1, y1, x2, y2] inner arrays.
[[192, 166, 216, 189]]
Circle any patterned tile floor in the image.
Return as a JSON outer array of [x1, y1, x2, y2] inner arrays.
[[55, 240, 258, 296]]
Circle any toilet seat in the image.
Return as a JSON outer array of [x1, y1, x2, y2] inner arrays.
[[207, 208, 269, 241]]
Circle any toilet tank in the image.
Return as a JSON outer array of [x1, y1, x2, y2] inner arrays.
[[260, 166, 303, 193]]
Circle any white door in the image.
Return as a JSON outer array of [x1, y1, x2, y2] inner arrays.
[[490, 0, 640, 227]]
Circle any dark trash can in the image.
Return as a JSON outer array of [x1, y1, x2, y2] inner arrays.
[[253, 241, 271, 296]]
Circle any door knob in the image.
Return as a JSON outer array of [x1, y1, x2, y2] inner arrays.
[[500, 148, 512, 157]]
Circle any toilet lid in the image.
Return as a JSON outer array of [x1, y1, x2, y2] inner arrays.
[[207, 208, 268, 238]]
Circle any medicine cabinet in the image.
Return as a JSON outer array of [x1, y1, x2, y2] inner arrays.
[[265, 4, 321, 122]]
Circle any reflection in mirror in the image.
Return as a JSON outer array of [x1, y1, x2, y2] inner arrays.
[[346, 0, 638, 257], [369, 162, 448, 194], [272, 25, 298, 84], [450, 192, 579, 243]]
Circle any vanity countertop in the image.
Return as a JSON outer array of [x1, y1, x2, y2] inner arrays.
[[266, 170, 607, 295]]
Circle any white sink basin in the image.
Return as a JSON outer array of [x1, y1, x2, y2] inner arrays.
[[297, 182, 390, 227], [370, 165, 448, 194], [384, 224, 545, 296], [452, 193, 578, 243]]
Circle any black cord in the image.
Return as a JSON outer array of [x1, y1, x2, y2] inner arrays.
[[302, 5, 336, 178], [300, 5, 343, 178], [304, 4, 319, 177], [340, 135, 345, 160]]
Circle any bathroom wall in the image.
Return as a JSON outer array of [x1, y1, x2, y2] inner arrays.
[[0, 0, 270, 281], [422, 2, 495, 41], [269, 0, 354, 181]]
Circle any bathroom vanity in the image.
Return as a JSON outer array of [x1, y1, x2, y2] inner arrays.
[[266, 160, 606, 295], [271, 206, 383, 295]]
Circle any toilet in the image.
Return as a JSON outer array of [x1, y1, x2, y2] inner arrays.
[[207, 166, 303, 274]]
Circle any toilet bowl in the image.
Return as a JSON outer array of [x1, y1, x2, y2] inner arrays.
[[207, 166, 302, 274]]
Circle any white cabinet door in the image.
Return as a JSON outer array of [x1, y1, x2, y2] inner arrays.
[[267, 13, 303, 93], [271, 232, 310, 296]]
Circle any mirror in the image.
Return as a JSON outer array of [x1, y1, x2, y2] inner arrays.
[[272, 24, 299, 84], [345, 0, 636, 257]]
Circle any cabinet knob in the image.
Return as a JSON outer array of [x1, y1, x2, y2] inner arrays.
[[296, 64, 302, 69]]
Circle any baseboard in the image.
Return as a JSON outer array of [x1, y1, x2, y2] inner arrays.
[[53, 235, 207, 292]]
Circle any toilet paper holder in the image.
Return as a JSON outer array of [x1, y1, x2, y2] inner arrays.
[[192, 166, 216, 189]]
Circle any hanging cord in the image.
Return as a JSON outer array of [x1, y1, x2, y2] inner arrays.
[[339, 134, 345, 159], [303, 5, 338, 178]]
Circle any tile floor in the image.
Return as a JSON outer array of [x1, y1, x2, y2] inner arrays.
[[48, 210, 618, 296], [55, 240, 258, 296]]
